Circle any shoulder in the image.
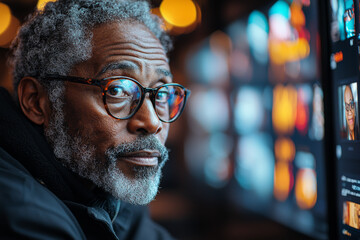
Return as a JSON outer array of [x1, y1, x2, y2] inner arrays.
[[0, 147, 86, 239]]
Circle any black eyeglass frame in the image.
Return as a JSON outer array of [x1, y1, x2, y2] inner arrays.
[[44, 74, 191, 123], [345, 100, 355, 112]]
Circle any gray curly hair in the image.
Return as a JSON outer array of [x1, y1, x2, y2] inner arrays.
[[9, 0, 172, 97]]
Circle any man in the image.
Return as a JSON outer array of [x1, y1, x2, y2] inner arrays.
[[344, 85, 358, 140], [0, 0, 189, 239]]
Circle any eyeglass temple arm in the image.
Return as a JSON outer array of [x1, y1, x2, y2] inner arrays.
[[45, 75, 103, 87]]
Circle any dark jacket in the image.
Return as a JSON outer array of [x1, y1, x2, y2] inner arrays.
[[0, 87, 173, 239]]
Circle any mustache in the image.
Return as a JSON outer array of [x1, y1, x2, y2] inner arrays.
[[105, 135, 169, 165]]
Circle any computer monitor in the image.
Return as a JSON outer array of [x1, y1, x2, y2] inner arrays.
[[184, 0, 328, 239], [327, 0, 360, 238]]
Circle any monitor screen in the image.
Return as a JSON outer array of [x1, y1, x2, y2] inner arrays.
[[184, 0, 328, 239], [328, 0, 360, 238]]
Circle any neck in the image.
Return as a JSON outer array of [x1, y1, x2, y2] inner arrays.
[[350, 131, 355, 140]]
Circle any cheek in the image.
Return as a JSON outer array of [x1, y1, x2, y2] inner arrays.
[[66, 108, 128, 146], [159, 123, 170, 144], [63, 87, 128, 150], [63, 93, 105, 135]]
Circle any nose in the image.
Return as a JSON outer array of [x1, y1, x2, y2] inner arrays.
[[127, 98, 162, 135], [347, 109, 354, 115]]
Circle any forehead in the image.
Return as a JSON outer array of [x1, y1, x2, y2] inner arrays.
[[345, 87, 353, 100], [85, 21, 170, 77]]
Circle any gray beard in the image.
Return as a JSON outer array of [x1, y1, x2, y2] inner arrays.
[[43, 83, 169, 205]]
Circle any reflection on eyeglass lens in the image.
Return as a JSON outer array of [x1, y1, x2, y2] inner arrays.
[[106, 79, 187, 122], [345, 101, 355, 112], [344, 9, 354, 21]]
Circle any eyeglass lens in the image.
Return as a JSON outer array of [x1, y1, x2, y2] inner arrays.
[[105, 79, 186, 122], [345, 101, 355, 112], [155, 85, 186, 122]]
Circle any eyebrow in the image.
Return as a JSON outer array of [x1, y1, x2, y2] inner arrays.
[[96, 62, 173, 80], [156, 68, 173, 79], [97, 62, 138, 77]]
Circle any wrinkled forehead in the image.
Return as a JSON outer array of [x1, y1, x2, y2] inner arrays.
[[92, 21, 167, 58], [69, 21, 170, 80]]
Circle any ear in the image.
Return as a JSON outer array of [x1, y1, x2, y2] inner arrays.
[[17, 77, 50, 125]]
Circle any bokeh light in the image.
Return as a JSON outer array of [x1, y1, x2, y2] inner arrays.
[[186, 41, 229, 85], [290, 2, 305, 28], [295, 169, 317, 209], [295, 87, 310, 135], [152, 8, 173, 32], [294, 151, 317, 209], [274, 137, 296, 202], [295, 151, 315, 169], [274, 137, 295, 162], [269, 1, 291, 41], [0, 3, 11, 35], [0, 3, 20, 48], [269, 0, 290, 20], [155, 1, 201, 35], [235, 134, 274, 199], [160, 0, 197, 27], [204, 133, 233, 188], [188, 88, 230, 133], [269, 38, 310, 65], [272, 84, 297, 135], [234, 86, 264, 134], [185, 133, 233, 188], [247, 10, 269, 64], [274, 161, 293, 201], [268, 0, 310, 65], [37, 0, 57, 11], [309, 84, 324, 141]]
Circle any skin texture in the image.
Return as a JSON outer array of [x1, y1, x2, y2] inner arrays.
[[65, 21, 171, 179], [18, 21, 171, 190], [344, 85, 355, 140]]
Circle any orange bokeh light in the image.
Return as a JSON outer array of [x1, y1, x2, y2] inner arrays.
[[274, 137, 295, 162], [160, 0, 197, 28], [152, 8, 173, 32], [269, 38, 310, 65], [0, 3, 20, 48], [153, 1, 201, 35], [295, 169, 317, 209], [333, 51, 343, 63], [37, 0, 57, 11], [290, 2, 305, 29], [274, 162, 293, 201], [0, 3, 11, 35], [272, 84, 297, 135]]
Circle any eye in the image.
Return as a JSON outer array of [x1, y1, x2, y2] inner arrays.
[[156, 88, 170, 103], [108, 86, 125, 97], [107, 83, 133, 98]]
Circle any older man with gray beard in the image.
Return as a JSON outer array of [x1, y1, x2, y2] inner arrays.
[[0, 0, 190, 239]]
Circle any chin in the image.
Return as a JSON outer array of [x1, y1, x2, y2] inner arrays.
[[103, 163, 162, 205]]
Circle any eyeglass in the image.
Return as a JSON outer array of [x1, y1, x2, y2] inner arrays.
[[44, 74, 190, 123], [345, 100, 355, 112]]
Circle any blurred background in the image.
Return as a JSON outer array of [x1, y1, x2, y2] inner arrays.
[[0, 0, 328, 239]]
